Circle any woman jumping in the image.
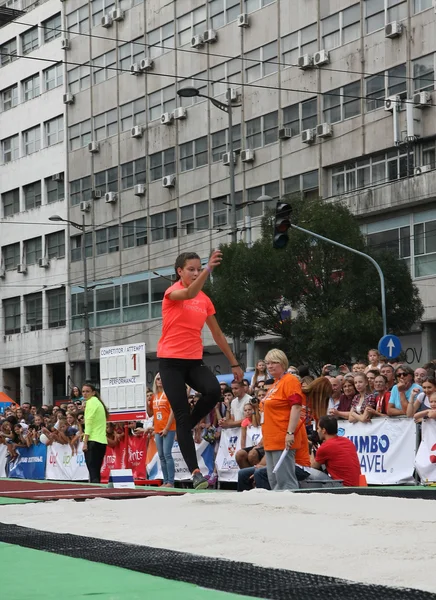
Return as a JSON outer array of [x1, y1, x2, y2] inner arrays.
[[157, 250, 244, 489]]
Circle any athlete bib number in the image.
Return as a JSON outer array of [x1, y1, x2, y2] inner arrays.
[[156, 412, 163, 421]]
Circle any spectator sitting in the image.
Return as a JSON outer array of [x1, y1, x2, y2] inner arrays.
[[366, 369, 380, 393], [367, 374, 390, 417], [407, 377, 436, 421], [413, 391, 436, 422], [387, 364, 422, 416], [240, 403, 260, 448], [380, 364, 395, 391], [219, 380, 252, 428], [349, 373, 376, 423], [310, 415, 361, 487], [330, 377, 356, 420]]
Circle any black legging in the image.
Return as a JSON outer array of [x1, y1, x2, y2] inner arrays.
[[84, 441, 107, 483], [159, 358, 221, 473]]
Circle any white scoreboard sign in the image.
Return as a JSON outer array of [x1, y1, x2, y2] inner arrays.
[[100, 343, 147, 422]]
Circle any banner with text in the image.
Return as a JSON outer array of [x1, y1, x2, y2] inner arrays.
[[7, 444, 47, 480], [0, 444, 6, 478], [147, 436, 214, 480], [415, 419, 436, 483], [338, 417, 416, 485], [100, 439, 127, 484], [45, 442, 89, 481], [216, 428, 242, 482], [126, 435, 147, 480]]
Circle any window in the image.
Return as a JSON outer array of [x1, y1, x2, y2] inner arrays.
[[209, 0, 240, 29], [414, 0, 433, 12], [93, 50, 116, 84], [414, 219, 436, 276], [43, 13, 61, 43], [71, 289, 95, 330], [211, 125, 241, 162], [177, 6, 206, 46], [246, 182, 279, 218], [413, 55, 435, 92], [1, 84, 18, 112], [367, 226, 410, 260], [246, 112, 278, 149], [387, 0, 407, 22], [2, 189, 19, 216], [46, 176, 64, 204], [148, 85, 176, 121], [67, 63, 91, 94], [71, 232, 93, 261], [151, 276, 173, 318], [120, 98, 146, 131], [210, 59, 241, 97], [122, 280, 149, 322], [244, 0, 275, 12], [181, 201, 209, 234], [0, 37, 17, 66], [3, 243, 20, 270], [68, 119, 91, 150], [119, 37, 144, 70], [93, 109, 117, 141], [44, 63, 63, 91], [150, 210, 177, 242], [366, 72, 386, 111], [282, 24, 317, 66], [180, 137, 208, 171], [23, 126, 41, 155], [70, 176, 91, 206], [94, 167, 118, 193], [46, 230, 65, 258], [301, 98, 317, 130], [92, 0, 115, 26], [121, 158, 146, 189], [148, 23, 174, 59], [24, 181, 42, 210], [178, 72, 208, 107], [323, 81, 361, 123], [365, 0, 407, 34], [212, 192, 243, 227], [150, 148, 175, 181], [45, 116, 64, 146], [284, 170, 319, 199], [96, 226, 120, 255], [245, 41, 278, 83], [22, 73, 40, 102], [122, 217, 147, 248], [47, 288, 66, 328], [25, 293, 43, 331], [1, 135, 19, 163], [422, 139, 436, 169], [387, 64, 406, 96], [66, 6, 90, 35], [283, 99, 317, 133], [22, 27, 39, 55], [321, 4, 360, 51], [4, 297, 20, 334], [95, 286, 120, 327], [25, 237, 42, 264]]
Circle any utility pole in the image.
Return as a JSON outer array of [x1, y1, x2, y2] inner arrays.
[[81, 214, 91, 381]]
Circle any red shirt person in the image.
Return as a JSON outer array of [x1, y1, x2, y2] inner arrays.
[[311, 415, 361, 487]]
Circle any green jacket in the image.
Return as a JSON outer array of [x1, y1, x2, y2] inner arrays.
[[84, 396, 107, 444]]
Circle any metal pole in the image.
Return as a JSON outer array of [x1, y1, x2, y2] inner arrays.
[[244, 215, 255, 371], [82, 214, 91, 381], [291, 223, 387, 337], [227, 88, 237, 244]]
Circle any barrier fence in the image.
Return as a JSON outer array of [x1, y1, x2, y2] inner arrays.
[[1, 419, 436, 485]]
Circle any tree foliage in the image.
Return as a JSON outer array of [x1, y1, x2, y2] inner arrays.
[[207, 195, 423, 371]]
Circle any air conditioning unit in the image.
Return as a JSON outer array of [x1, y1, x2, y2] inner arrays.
[[0, 267, 5, 279], [191, 35, 204, 49], [91, 189, 102, 199], [130, 63, 141, 75], [61, 38, 70, 50], [134, 184, 146, 196], [63, 93, 75, 105], [278, 128, 292, 140], [237, 13, 249, 27], [222, 152, 236, 165], [131, 125, 143, 138], [385, 21, 403, 38], [38, 257, 50, 268], [298, 54, 313, 70], [173, 107, 187, 120], [139, 58, 154, 71], [203, 29, 217, 43], [80, 201, 91, 212], [160, 112, 174, 125], [105, 192, 118, 203], [384, 95, 401, 112], [413, 91, 432, 107], [316, 123, 333, 138], [414, 165, 432, 175], [301, 129, 315, 144], [225, 88, 240, 103], [88, 141, 100, 153], [52, 173, 63, 182], [17, 264, 27, 274], [101, 15, 113, 28], [22, 324, 31, 333], [241, 149, 255, 163], [110, 8, 124, 21], [313, 49, 329, 66], [162, 174, 176, 188]]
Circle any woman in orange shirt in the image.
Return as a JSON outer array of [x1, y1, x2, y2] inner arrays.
[[157, 250, 244, 490], [148, 373, 176, 488]]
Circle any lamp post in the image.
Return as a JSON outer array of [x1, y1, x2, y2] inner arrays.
[[177, 86, 241, 243]]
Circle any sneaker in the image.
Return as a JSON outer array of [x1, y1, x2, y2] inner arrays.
[[192, 470, 208, 490]]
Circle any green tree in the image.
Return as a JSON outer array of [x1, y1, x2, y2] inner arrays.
[[208, 195, 423, 371]]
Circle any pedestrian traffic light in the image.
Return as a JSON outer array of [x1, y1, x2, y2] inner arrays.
[[273, 202, 292, 249]]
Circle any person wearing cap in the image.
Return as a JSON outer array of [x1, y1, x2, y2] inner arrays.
[[387, 364, 422, 416]]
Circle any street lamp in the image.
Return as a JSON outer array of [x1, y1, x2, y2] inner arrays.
[[177, 86, 241, 243], [49, 214, 92, 382]]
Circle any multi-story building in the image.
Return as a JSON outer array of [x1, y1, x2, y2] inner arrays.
[[0, 0, 67, 403]]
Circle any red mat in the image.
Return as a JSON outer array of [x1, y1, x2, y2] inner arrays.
[[0, 479, 183, 501]]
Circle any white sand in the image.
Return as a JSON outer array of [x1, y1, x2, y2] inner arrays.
[[1, 490, 435, 592]]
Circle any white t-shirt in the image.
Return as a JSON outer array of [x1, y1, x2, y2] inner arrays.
[[231, 394, 252, 421]]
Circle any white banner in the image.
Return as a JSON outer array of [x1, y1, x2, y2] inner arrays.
[[338, 418, 416, 485], [147, 438, 215, 481], [216, 428, 242, 482], [415, 419, 436, 483], [0, 444, 7, 478], [245, 426, 262, 447], [45, 442, 89, 481]]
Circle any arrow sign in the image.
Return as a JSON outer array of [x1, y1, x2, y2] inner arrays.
[[378, 335, 402, 360]]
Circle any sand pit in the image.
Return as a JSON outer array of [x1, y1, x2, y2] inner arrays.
[[1, 490, 435, 592]]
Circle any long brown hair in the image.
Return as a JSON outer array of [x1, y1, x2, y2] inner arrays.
[[302, 377, 333, 420], [83, 382, 109, 419], [174, 252, 200, 281]]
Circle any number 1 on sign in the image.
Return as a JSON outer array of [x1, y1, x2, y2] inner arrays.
[[127, 353, 140, 377]]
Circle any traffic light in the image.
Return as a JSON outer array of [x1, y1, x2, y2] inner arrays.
[[273, 202, 292, 249]]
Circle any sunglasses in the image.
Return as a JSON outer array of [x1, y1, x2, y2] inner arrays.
[[397, 373, 409, 378]]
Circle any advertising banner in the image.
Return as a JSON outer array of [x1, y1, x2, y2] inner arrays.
[[216, 427, 242, 482], [126, 434, 147, 480], [100, 439, 127, 484], [338, 417, 416, 485], [0, 444, 6, 478], [415, 419, 436, 483], [45, 442, 89, 481], [7, 443, 47, 480], [245, 426, 262, 448], [147, 436, 215, 481]]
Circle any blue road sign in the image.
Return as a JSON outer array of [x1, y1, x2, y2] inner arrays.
[[378, 335, 402, 360]]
